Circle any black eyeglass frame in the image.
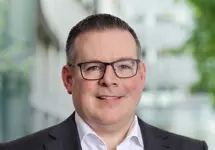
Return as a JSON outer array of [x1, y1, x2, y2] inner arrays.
[[67, 59, 141, 80]]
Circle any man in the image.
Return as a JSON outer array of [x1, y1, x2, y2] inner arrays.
[[0, 14, 208, 150]]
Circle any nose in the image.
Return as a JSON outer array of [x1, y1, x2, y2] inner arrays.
[[98, 65, 118, 87]]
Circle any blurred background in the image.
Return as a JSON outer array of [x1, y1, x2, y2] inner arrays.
[[0, 0, 214, 149]]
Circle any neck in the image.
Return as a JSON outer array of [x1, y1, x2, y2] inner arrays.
[[88, 115, 135, 149]]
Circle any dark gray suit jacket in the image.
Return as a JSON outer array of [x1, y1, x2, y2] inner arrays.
[[0, 112, 208, 150]]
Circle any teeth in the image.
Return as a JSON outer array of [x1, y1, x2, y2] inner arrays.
[[99, 96, 120, 100]]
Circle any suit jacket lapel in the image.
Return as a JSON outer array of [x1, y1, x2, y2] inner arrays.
[[44, 112, 82, 150], [138, 117, 173, 150], [44, 112, 173, 150]]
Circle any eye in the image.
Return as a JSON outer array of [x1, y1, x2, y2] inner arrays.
[[86, 66, 101, 71], [118, 65, 132, 69]]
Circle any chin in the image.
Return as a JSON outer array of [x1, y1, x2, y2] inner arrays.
[[100, 118, 121, 125], [97, 111, 125, 125]]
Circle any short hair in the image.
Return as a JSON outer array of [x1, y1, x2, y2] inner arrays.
[[66, 13, 141, 63]]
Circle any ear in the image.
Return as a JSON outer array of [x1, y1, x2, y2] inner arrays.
[[139, 62, 146, 89], [61, 65, 73, 94]]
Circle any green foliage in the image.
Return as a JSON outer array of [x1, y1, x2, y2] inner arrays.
[[0, 0, 33, 82], [0, 42, 33, 74], [185, 0, 215, 108], [161, 0, 215, 109], [0, 0, 33, 73]]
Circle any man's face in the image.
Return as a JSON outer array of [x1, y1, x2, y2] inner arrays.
[[62, 29, 145, 125]]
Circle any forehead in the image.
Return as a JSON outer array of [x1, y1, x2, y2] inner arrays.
[[74, 29, 138, 62]]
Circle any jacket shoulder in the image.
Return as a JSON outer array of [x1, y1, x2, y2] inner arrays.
[[139, 119, 208, 150], [0, 125, 57, 150], [154, 125, 208, 150], [166, 130, 207, 150]]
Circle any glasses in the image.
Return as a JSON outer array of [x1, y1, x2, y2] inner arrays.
[[68, 59, 141, 80]]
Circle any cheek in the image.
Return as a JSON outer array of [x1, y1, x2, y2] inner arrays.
[[123, 78, 143, 106], [73, 79, 96, 95], [72, 80, 96, 109], [123, 78, 142, 94], [83, 80, 97, 92]]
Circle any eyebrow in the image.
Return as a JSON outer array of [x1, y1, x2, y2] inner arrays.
[[79, 57, 138, 63]]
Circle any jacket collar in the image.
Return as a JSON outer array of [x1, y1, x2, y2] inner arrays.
[[44, 112, 82, 150], [75, 112, 143, 147], [138, 117, 172, 150], [44, 112, 172, 150]]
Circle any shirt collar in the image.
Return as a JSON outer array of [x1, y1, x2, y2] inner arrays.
[[125, 115, 144, 146], [75, 112, 97, 141], [75, 112, 143, 146]]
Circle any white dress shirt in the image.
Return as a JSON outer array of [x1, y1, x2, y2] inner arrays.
[[75, 112, 144, 150]]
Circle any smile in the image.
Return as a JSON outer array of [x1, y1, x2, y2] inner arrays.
[[96, 96, 122, 100]]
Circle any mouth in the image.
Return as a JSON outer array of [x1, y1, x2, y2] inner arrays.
[[96, 96, 123, 100]]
